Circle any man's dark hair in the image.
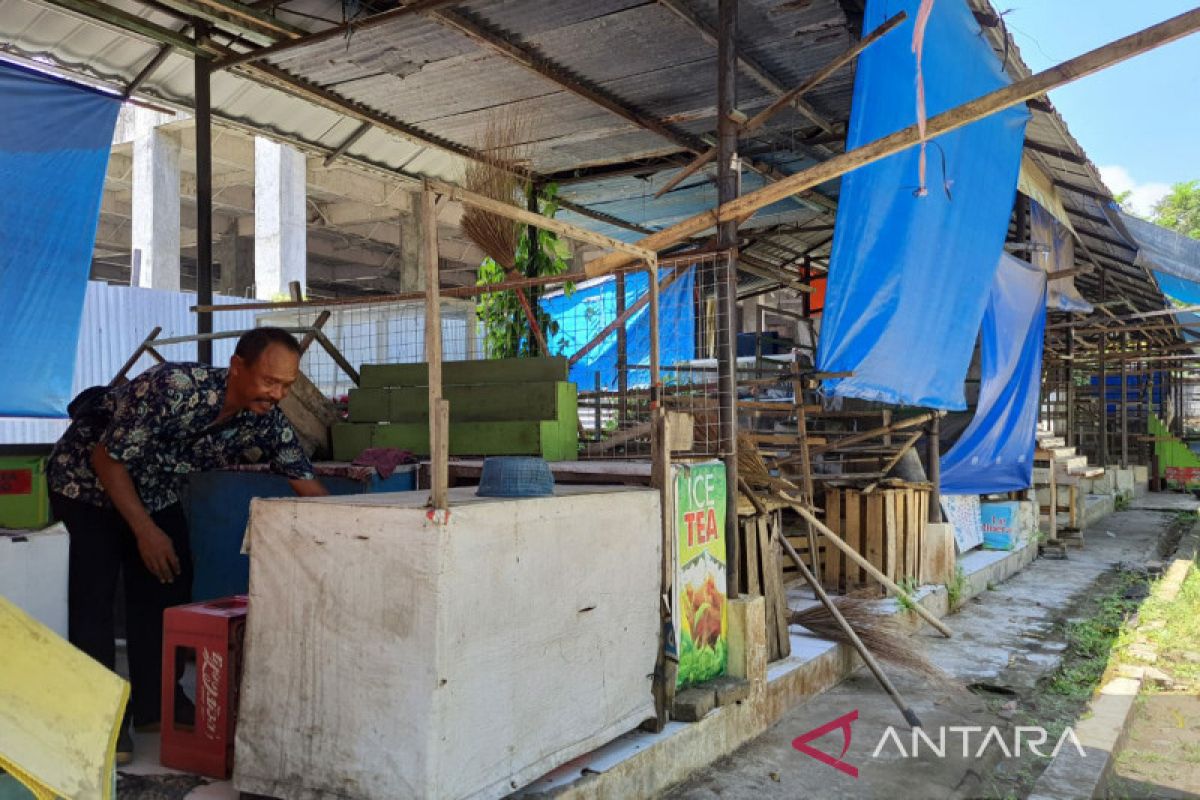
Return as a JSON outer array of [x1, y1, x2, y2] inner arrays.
[[235, 327, 302, 365]]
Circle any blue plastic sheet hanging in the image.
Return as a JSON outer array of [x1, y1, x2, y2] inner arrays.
[[940, 254, 1048, 495], [0, 61, 119, 417], [1153, 271, 1200, 306], [816, 0, 1029, 410], [540, 266, 695, 390]]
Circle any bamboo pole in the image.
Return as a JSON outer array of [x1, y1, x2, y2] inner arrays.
[[426, 179, 656, 261], [194, 269, 591, 313], [585, 8, 1200, 278], [778, 514, 923, 728]]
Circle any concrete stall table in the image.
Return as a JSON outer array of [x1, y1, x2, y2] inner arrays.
[[233, 485, 661, 800]]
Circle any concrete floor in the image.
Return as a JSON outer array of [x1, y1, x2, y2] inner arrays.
[[662, 504, 1183, 800]]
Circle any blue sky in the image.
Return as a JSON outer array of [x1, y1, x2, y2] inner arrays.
[[1001, 1, 1200, 215]]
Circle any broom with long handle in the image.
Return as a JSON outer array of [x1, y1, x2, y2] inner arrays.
[[741, 479, 923, 728], [738, 434, 952, 638]]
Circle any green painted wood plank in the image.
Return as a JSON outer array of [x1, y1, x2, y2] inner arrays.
[[349, 382, 573, 423], [360, 357, 569, 388], [333, 419, 578, 460], [331, 423, 375, 461]]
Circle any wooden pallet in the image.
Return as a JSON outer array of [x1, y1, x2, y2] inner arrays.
[[789, 486, 930, 592], [736, 509, 792, 662]]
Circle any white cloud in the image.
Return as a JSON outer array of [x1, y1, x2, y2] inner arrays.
[[1098, 165, 1171, 218]]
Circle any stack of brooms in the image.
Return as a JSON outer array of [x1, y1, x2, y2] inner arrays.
[[738, 433, 959, 725]]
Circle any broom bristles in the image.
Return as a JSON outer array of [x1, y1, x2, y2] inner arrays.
[[790, 598, 961, 691], [737, 431, 801, 495], [462, 108, 533, 271]]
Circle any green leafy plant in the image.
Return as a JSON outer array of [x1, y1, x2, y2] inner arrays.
[[476, 183, 574, 359], [945, 565, 968, 609], [895, 576, 920, 611], [1114, 492, 1131, 512]]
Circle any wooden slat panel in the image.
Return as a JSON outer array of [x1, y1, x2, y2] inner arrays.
[[917, 490, 928, 579], [825, 488, 843, 591], [745, 517, 762, 597], [905, 488, 919, 581], [843, 489, 862, 590], [884, 490, 899, 584], [757, 516, 778, 658], [768, 514, 791, 659], [865, 492, 884, 588]]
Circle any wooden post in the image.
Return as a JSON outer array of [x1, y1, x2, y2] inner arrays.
[[717, 0, 741, 598], [927, 416, 942, 523], [647, 409, 676, 730], [297, 310, 331, 356], [110, 326, 163, 387], [1100, 329, 1109, 466], [1121, 331, 1129, 468], [1047, 451, 1058, 542], [423, 186, 448, 510], [648, 260, 661, 398], [1066, 329, 1075, 448], [194, 36, 214, 365], [594, 373, 603, 439], [616, 272, 628, 424], [792, 362, 821, 583]]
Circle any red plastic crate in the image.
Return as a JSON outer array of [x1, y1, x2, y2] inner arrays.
[[161, 595, 248, 778]]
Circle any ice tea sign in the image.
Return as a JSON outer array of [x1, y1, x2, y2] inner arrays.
[[675, 462, 728, 688]]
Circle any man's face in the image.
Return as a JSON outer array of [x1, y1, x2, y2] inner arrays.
[[230, 343, 300, 415]]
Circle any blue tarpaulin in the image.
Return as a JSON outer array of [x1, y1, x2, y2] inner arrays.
[[0, 61, 119, 417], [940, 254, 1047, 495], [541, 267, 695, 390], [816, 0, 1029, 410], [1153, 271, 1200, 306], [1118, 210, 1200, 284]]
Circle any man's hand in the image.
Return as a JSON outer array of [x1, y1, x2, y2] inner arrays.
[[289, 478, 330, 497], [134, 523, 181, 583]]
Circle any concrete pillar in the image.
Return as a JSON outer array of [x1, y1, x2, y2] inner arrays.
[[131, 126, 181, 291], [216, 231, 255, 297], [254, 137, 307, 300]]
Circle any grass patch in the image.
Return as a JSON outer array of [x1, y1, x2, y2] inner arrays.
[[1114, 562, 1200, 690], [1047, 570, 1146, 699], [945, 565, 968, 609], [895, 576, 919, 611]]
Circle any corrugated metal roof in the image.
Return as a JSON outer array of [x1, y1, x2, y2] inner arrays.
[[0, 0, 1175, 324]]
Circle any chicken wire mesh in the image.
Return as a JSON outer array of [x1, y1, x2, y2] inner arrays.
[[255, 298, 480, 402]]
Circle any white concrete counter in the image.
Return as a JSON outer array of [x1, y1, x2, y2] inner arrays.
[[234, 485, 662, 800]]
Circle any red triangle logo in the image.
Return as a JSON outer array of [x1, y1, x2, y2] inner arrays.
[[791, 709, 859, 778]]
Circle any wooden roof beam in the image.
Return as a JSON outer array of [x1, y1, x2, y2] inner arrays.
[[1023, 138, 1088, 164]]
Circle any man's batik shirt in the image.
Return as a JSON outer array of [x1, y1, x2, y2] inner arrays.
[[48, 363, 315, 512]]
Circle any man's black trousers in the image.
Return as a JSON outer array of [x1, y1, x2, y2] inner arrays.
[[50, 493, 193, 727]]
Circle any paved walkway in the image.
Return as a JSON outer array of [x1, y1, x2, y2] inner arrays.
[[663, 504, 1183, 800]]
